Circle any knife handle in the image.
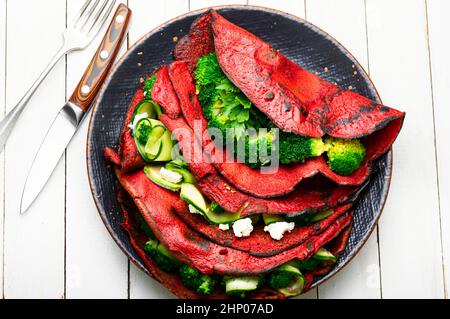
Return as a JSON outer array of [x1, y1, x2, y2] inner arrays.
[[69, 4, 131, 112]]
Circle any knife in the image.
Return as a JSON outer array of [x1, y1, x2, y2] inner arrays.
[[20, 4, 131, 215]]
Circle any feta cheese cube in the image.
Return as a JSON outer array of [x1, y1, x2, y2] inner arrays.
[[232, 218, 254, 237], [264, 222, 295, 241]]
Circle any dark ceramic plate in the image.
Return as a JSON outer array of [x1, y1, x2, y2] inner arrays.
[[87, 6, 392, 295]]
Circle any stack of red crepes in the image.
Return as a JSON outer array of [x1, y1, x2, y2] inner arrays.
[[105, 10, 404, 299]]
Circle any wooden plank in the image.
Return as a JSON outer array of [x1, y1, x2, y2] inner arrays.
[[248, 0, 315, 299], [305, 0, 381, 299], [426, 0, 450, 298], [127, 0, 189, 299], [248, 0, 305, 17], [3, 0, 66, 298], [190, 0, 247, 11], [65, 0, 128, 299], [366, 0, 444, 298], [0, 0, 6, 299]]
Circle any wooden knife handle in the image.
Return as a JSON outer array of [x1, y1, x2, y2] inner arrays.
[[69, 4, 131, 112]]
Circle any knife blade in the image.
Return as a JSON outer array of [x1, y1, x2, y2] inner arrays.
[[20, 4, 131, 215]]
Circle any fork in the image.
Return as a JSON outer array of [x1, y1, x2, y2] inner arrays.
[[0, 0, 117, 150]]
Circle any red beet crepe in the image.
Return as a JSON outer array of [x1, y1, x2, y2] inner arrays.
[[169, 10, 404, 197], [115, 165, 353, 275]]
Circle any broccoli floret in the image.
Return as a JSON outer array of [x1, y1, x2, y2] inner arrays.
[[197, 276, 217, 295], [278, 132, 327, 164], [325, 138, 366, 175], [269, 264, 305, 297], [179, 265, 217, 295], [244, 131, 275, 168], [197, 84, 216, 111], [144, 240, 181, 272], [195, 53, 226, 89], [135, 120, 152, 145], [269, 265, 299, 289], [143, 74, 157, 99]]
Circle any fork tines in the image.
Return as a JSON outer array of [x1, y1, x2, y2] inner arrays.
[[73, 0, 117, 34]]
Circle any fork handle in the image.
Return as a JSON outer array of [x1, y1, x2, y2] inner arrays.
[[69, 4, 131, 112]]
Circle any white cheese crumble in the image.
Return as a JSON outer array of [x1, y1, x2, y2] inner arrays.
[[219, 224, 230, 231], [264, 222, 295, 241], [128, 112, 149, 131], [160, 167, 183, 184], [188, 204, 202, 215], [232, 218, 254, 237]]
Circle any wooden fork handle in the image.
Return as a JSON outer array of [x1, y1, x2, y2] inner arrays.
[[69, 4, 131, 112]]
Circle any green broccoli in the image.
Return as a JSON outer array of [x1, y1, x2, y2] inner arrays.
[[135, 120, 152, 145], [144, 240, 182, 272], [143, 74, 157, 99], [269, 263, 305, 297], [179, 265, 217, 295], [243, 131, 275, 168], [269, 265, 299, 289], [195, 53, 227, 90], [278, 132, 328, 164], [325, 138, 366, 175], [194, 53, 367, 172], [197, 83, 217, 112]]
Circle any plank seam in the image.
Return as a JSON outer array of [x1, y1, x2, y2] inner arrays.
[[424, 0, 446, 299], [1, 0, 7, 300], [63, 0, 68, 300], [364, 0, 382, 299]]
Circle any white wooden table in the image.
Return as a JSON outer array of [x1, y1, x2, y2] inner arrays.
[[0, 0, 447, 299]]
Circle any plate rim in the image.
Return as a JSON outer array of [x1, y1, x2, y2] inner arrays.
[[86, 4, 393, 295]]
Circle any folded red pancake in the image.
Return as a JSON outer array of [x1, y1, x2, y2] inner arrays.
[[152, 65, 182, 118], [118, 189, 226, 299], [173, 11, 215, 73], [210, 10, 404, 138], [119, 66, 182, 173], [160, 114, 359, 216], [172, 11, 405, 196], [303, 224, 352, 292], [173, 202, 352, 257], [119, 88, 146, 173], [116, 165, 353, 275], [120, 185, 351, 298]]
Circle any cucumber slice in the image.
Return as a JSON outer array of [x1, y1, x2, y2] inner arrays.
[[204, 206, 240, 225], [263, 214, 285, 225], [269, 264, 305, 297], [277, 273, 305, 297], [148, 119, 173, 162], [144, 165, 181, 191], [312, 247, 337, 262], [169, 159, 189, 169], [165, 162, 196, 184], [180, 183, 208, 214], [153, 102, 163, 116], [133, 100, 157, 120], [134, 119, 154, 162], [309, 209, 333, 223], [144, 125, 165, 159], [224, 276, 260, 298]]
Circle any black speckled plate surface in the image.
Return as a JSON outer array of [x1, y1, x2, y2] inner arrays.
[[87, 6, 392, 295]]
